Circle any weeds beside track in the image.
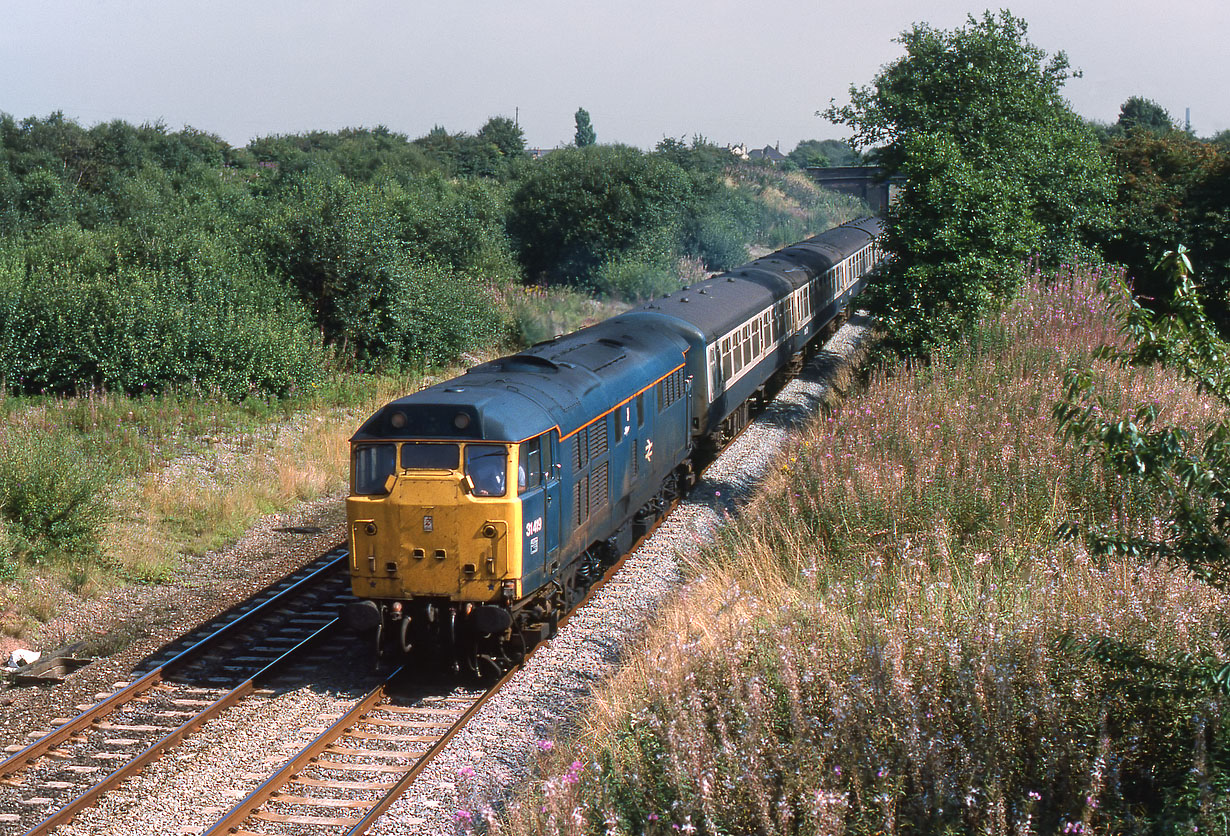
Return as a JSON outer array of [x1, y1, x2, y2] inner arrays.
[[495, 267, 1230, 836]]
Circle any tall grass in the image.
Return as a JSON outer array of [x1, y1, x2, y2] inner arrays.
[[505, 284, 632, 346], [493, 266, 1230, 835], [0, 369, 455, 632]]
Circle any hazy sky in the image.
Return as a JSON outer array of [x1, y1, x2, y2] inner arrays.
[[1, 1, 1226, 152]]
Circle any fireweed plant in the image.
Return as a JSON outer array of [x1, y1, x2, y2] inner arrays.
[[1055, 248, 1230, 820], [481, 266, 1230, 836]]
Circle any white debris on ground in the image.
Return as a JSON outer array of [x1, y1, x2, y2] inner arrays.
[[3, 649, 40, 669]]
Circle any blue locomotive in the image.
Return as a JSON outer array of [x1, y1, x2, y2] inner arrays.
[[344, 217, 883, 675]]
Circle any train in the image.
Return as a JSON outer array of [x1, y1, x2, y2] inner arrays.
[[343, 217, 885, 676]]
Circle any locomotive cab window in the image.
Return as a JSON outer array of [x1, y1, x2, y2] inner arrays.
[[354, 443, 396, 495], [519, 433, 557, 493], [518, 435, 547, 493], [400, 442, 459, 471], [465, 444, 509, 497]]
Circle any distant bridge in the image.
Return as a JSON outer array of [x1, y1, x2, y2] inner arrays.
[[805, 166, 903, 215]]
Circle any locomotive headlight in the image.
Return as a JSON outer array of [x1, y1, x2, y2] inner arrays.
[[482, 524, 497, 539], [389, 411, 407, 430], [364, 522, 378, 536]]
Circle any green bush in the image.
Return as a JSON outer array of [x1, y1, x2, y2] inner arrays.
[[590, 256, 680, 301], [508, 145, 693, 286], [0, 255, 324, 398], [0, 516, 14, 580], [684, 211, 749, 271], [386, 174, 520, 283], [0, 428, 113, 569], [380, 260, 508, 367]]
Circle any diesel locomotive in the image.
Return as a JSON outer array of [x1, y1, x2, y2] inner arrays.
[[344, 217, 884, 676]]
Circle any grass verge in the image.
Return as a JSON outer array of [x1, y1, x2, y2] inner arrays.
[[0, 367, 470, 638], [490, 266, 1230, 835]]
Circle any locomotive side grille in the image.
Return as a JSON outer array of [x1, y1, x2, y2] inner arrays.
[[574, 478, 589, 526], [589, 462, 609, 513], [589, 419, 608, 459], [574, 430, 588, 469], [632, 439, 639, 477], [659, 367, 686, 410]]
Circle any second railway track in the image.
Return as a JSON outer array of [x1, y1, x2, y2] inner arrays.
[[0, 548, 357, 836], [199, 537, 637, 836]]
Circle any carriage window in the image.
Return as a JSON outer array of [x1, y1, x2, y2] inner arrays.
[[465, 444, 508, 497], [354, 444, 396, 495], [400, 442, 459, 470]]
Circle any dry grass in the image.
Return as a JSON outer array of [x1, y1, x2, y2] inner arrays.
[[102, 370, 470, 583], [0, 365, 485, 627], [491, 267, 1230, 835]]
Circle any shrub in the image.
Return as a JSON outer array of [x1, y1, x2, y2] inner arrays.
[[0, 427, 113, 569], [381, 260, 509, 368], [0, 254, 324, 398], [0, 516, 14, 580], [507, 145, 692, 286], [590, 256, 680, 302], [684, 211, 749, 271]]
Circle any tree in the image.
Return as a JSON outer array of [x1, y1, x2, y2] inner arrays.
[[574, 108, 596, 147], [477, 116, 526, 159], [507, 145, 690, 285], [1094, 126, 1230, 333], [1116, 96, 1174, 135], [825, 11, 1111, 354], [787, 139, 859, 168]]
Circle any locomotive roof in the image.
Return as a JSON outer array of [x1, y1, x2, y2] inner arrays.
[[351, 317, 689, 444]]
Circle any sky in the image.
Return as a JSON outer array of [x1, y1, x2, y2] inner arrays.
[[1, 0, 1226, 152]]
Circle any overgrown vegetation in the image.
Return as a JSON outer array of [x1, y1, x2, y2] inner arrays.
[[479, 13, 1230, 832], [0, 373, 414, 611], [493, 269, 1230, 835]]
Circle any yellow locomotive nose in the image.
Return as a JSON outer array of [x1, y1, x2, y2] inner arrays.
[[346, 446, 522, 604]]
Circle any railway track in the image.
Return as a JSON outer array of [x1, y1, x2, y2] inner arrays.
[[200, 532, 642, 836], [0, 548, 354, 836]]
